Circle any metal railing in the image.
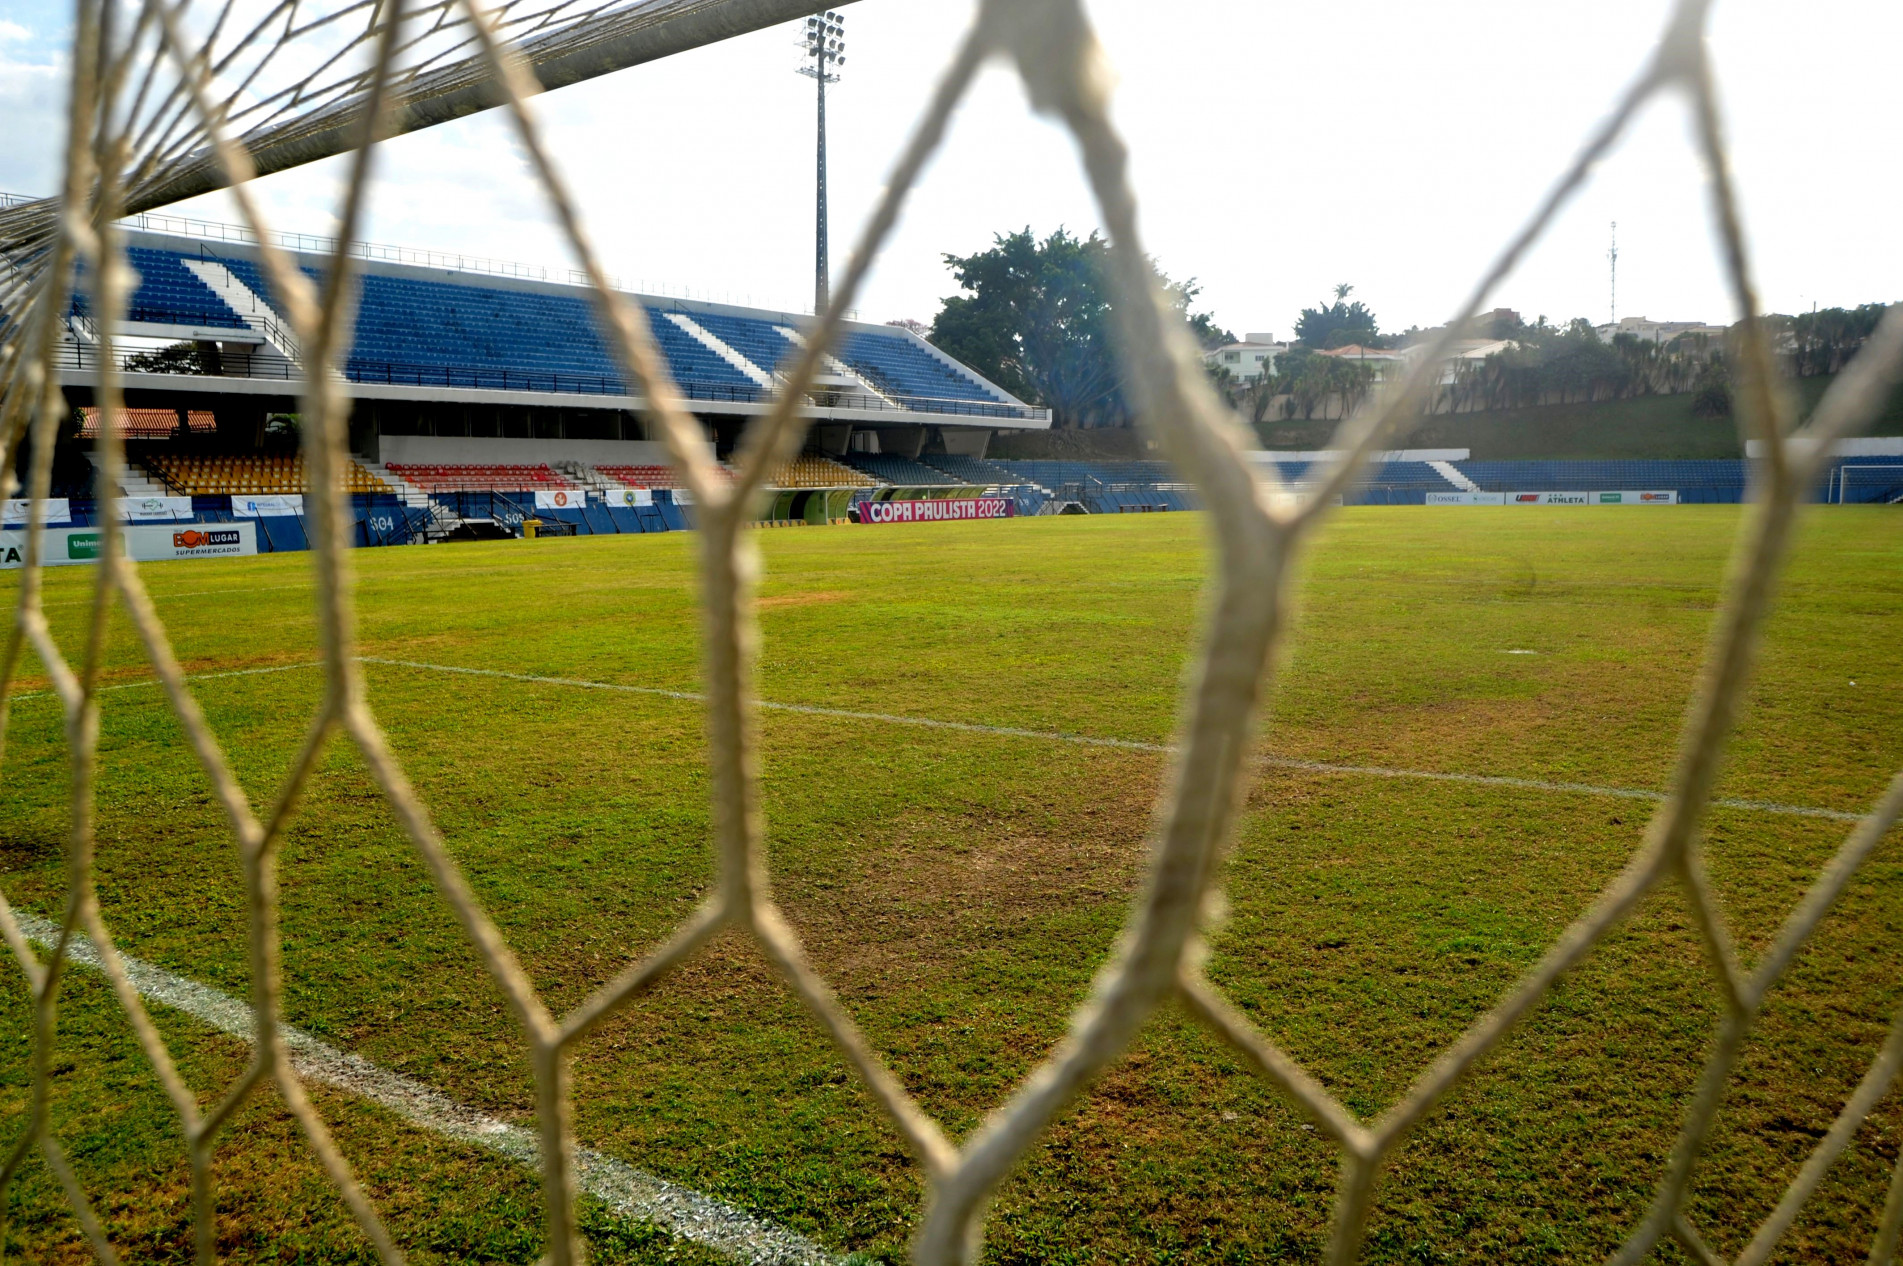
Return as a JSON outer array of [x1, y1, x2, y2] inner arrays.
[[49, 339, 1051, 420]]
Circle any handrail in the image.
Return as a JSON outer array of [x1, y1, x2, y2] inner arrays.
[[48, 340, 1052, 421]]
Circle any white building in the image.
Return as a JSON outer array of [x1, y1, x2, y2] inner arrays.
[[1594, 316, 1729, 345], [1204, 332, 1288, 381]]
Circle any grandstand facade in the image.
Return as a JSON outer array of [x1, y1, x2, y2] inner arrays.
[[15, 220, 1898, 557]]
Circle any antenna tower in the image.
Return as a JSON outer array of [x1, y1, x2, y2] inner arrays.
[[1608, 220, 1618, 326]]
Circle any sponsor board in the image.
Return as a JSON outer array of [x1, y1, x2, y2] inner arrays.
[[115, 495, 194, 521], [859, 497, 1017, 525], [534, 489, 587, 510], [1598, 490, 1678, 504], [671, 487, 695, 506], [231, 494, 304, 518], [1425, 492, 1506, 506], [3, 498, 71, 525], [154, 525, 252, 560], [603, 487, 653, 507], [1509, 490, 1678, 505], [0, 523, 256, 568]]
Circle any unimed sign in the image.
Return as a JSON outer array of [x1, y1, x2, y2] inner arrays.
[[859, 498, 1016, 524]]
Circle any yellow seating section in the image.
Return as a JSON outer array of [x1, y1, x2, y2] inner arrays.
[[765, 455, 878, 488], [150, 453, 389, 494]]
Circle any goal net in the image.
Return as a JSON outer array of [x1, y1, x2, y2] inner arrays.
[[1, 0, 1901, 1263]]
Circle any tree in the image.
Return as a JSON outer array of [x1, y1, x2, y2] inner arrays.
[[1294, 285, 1381, 349], [124, 341, 208, 374], [928, 227, 1227, 428]]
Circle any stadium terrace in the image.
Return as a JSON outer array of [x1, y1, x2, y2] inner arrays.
[[19, 216, 1903, 556]]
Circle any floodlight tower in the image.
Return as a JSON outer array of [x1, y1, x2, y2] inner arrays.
[[799, 11, 845, 315]]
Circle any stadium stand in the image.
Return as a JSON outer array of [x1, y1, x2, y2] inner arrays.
[[76, 236, 1048, 437], [1829, 455, 1903, 503], [838, 453, 968, 486], [994, 460, 1183, 489], [921, 455, 1043, 487], [592, 464, 728, 490], [1455, 459, 1749, 503], [75, 246, 250, 330], [682, 310, 798, 379], [212, 252, 760, 399], [836, 330, 1002, 406], [765, 455, 878, 488], [385, 463, 577, 492], [149, 452, 390, 494]]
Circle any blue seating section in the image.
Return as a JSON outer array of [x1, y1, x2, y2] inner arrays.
[[1456, 460, 1750, 503], [210, 253, 756, 398], [922, 455, 1038, 486], [97, 246, 1024, 413], [76, 248, 248, 330], [684, 311, 797, 378], [839, 454, 966, 486], [993, 460, 1182, 489], [1827, 456, 1903, 504], [836, 331, 1003, 406]]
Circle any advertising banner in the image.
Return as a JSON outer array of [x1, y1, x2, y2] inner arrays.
[[1594, 490, 1678, 504], [671, 487, 695, 506], [0, 523, 256, 568], [231, 494, 304, 517], [1425, 492, 1506, 506], [1509, 490, 1676, 505], [533, 489, 587, 510], [859, 497, 1017, 524], [114, 495, 193, 521], [131, 523, 256, 561], [3, 498, 71, 525], [603, 487, 653, 507]]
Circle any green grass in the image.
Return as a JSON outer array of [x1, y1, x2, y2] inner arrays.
[[0, 507, 1898, 1263]]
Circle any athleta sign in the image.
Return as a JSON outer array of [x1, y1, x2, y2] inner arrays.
[[858, 498, 1016, 524]]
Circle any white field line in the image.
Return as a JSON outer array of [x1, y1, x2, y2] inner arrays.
[[4, 656, 1865, 824], [7, 661, 323, 705], [358, 657, 1865, 824], [12, 911, 832, 1266]]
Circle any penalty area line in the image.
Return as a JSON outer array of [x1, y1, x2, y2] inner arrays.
[[358, 657, 1865, 824], [12, 911, 832, 1265]]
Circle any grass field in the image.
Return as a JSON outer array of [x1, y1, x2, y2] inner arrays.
[[0, 506, 1898, 1264]]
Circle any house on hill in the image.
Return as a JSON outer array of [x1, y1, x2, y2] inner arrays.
[[1203, 333, 1289, 382]]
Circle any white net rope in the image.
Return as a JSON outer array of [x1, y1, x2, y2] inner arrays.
[[2, 0, 1903, 1262], [0, 0, 836, 361]]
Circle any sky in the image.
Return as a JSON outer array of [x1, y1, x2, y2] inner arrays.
[[1, 0, 1899, 339]]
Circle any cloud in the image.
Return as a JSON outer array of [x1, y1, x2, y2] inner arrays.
[[0, 20, 30, 41]]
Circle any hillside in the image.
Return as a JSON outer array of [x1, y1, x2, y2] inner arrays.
[[994, 375, 1903, 462]]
